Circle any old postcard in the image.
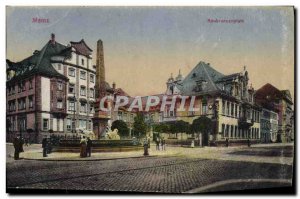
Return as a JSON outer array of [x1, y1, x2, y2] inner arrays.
[[6, 6, 295, 194]]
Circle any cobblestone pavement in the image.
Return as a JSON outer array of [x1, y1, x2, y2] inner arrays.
[[6, 144, 294, 193]]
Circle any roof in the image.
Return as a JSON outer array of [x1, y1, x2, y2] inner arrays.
[[254, 83, 293, 107], [217, 73, 240, 82], [70, 39, 93, 57], [178, 61, 225, 95], [114, 88, 130, 97], [7, 40, 70, 83]]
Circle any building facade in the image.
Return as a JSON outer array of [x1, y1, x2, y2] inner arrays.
[[255, 84, 294, 143], [260, 108, 278, 143], [162, 61, 261, 146], [6, 34, 96, 143]]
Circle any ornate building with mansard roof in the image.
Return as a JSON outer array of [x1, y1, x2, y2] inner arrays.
[[164, 61, 261, 146]]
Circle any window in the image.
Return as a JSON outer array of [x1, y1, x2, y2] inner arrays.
[[22, 81, 26, 91], [222, 100, 225, 114], [169, 110, 174, 117], [118, 112, 123, 120], [231, 103, 234, 116], [57, 100, 63, 109], [89, 88, 94, 98], [81, 59, 84, 66], [202, 103, 207, 115], [18, 98, 26, 110], [8, 100, 16, 111], [90, 74, 94, 83], [18, 83, 22, 93], [67, 119, 72, 131], [226, 102, 230, 115], [80, 71, 86, 80], [57, 82, 63, 91], [88, 121, 92, 130], [69, 84, 75, 94], [221, 124, 225, 137], [89, 104, 94, 113], [79, 119, 86, 129], [123, 113, 128, 122], [29, 79, 33, 89], [58, 64, 62, 70], [43, 119, 49, 131], [68, 100, 75, 111], [80, 103, 87, 113], [80, 86, 86, 96], [11, 85, 15, 94], [19, 118, 26, 132], [68, 67, 75, 77], [131, 114, 134, 122], [29, 96, 33, 108]]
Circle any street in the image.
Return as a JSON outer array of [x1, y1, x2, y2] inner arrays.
[[6, 143, 294, 193]]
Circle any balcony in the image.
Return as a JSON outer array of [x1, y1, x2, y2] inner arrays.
[[94, 110, 111, 119], [238, 117, 254, 128]]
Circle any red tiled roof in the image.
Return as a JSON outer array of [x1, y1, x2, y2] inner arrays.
[[70, 39, 92, 57]]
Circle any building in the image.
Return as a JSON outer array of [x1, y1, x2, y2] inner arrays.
[[162, 61, 261, 146], [255, 84, 294, 143], [260, 108, 278, 143], [6, 34, 97, 143]]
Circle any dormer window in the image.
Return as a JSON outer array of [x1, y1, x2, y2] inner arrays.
[[194, 80, 207, 92]]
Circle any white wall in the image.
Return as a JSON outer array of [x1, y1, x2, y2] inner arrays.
[[41, 77, 51, 111], [52, 118, 57, 131]]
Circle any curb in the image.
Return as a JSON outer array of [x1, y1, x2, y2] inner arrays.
[[11, 154, 158, 161]]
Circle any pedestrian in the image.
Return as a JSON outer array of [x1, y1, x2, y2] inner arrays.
[[86, 137, 92, 157], [143, 138, 149, 156], [80, 136, 87, 158], [19, 137, 24, 153], [162, 137, 166, 151], [225, 138, 229, 147], [147, 136, 151, 149], [13, 136, 21, 160], [156, 137, 160, 150], [25, 138, 29, 147], [247, 139, 251, 147], [47, 138, 52, 154], [42, 137, 48, 157]]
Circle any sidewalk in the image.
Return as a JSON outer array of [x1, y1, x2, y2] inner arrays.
[[7, 143, 294, 165]]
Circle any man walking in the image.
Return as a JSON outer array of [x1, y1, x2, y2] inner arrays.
[[161, 137, 166, 151], [13, 136, 21, 160], [86, 137, 92, 157], [147, 136, 151, 149], [156, 137, 160, 150], [80, 136, 87, 158], [42, 137, 48, 157]]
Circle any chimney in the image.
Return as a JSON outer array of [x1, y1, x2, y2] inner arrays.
[[95, 39, 105, 98], [112, 82, 116, 90], [51, 33, 55, 44]]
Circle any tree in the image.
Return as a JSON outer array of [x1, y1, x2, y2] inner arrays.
[[111, 120, 129, 138], [169, 120, 190, 138], [153, 123, 170, 133], [191, 116, 212, 146], [133, 113, 147, 138]]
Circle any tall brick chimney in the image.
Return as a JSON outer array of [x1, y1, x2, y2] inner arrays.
[[50, 33, 56, 44], [96, 39, 105, 98]]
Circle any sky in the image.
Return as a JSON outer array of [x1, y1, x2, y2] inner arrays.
[[6, 6, 294, 99]]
